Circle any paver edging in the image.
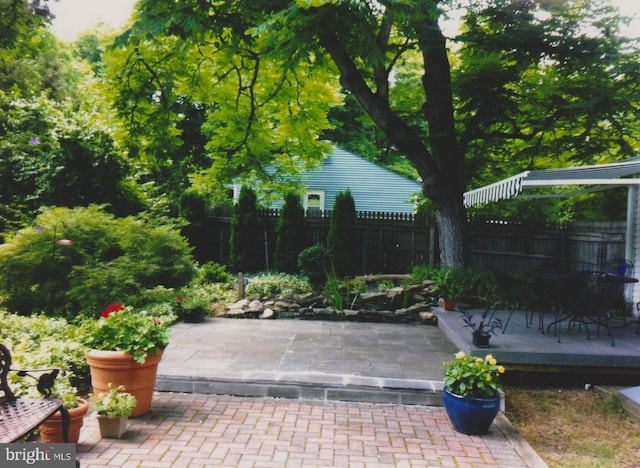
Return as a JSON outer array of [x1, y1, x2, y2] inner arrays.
[[494, 412, 549, 468]]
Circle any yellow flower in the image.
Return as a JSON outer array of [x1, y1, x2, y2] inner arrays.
[[486, 376, 492, 382], [498, 366, 505, 374], [485, 354, 494, 362], [475, 357, 483, 364], [489, 358, 497, 366], [455, 351, 466, 359]]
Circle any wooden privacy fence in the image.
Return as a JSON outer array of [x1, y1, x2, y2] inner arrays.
[[468, 219, 627, 274], [202, 209, 437, 273], [201, 209, 627, 275]]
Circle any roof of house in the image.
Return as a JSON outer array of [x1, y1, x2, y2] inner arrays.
[[294, 146, 422, 213]]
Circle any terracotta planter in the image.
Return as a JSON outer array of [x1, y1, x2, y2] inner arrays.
[[40, 398, 89, 443], [97, 415, 129, 438], [85, 349, 163, 417], [442, 299, 457, 311]]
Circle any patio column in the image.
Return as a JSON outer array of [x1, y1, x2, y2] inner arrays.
[[629, 184, 638, 304]]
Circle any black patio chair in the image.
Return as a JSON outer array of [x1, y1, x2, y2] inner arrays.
[[490, 270, 535, 333]]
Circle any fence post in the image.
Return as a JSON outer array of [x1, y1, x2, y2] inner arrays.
[[237, 273, 245, 299]]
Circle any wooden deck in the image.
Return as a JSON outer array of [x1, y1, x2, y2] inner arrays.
[[435, 307, 640, 379]]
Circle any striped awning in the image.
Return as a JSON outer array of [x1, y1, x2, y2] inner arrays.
[[464, 158, 640, 207]]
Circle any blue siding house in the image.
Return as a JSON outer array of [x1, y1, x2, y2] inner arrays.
[[233, 146, 421, 214]]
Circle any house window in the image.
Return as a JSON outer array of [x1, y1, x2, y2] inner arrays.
[[305, 190, 325, 215]]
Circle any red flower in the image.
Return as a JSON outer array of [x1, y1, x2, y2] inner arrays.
[[176, 296, 184, 303], [100, 303, 125, 318]]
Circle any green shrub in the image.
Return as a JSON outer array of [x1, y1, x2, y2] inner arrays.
[[274, 193, 308, 274], [0, 311, 89, 399], [175, 281, 237, 318], [246, 272, 312, 300], [431, 266, 498, 304], [229, 186, 263, 273], [410, 265, 439, 284], [298, 244, 331, 289], [0, 205, 196, 321], [327, 190, 359, 277], [198, 261, 233, 284]]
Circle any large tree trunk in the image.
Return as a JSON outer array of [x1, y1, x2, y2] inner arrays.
[[417, 16, 467, 269], [318, 10, 467, 269], [433, 195, 467, 268]]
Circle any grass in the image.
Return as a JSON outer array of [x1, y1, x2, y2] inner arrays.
[[505, 387, 640, 467]]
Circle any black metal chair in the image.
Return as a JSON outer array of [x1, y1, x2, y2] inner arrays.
[[0, 343, 71, 444], [490, 270, 535, 333]]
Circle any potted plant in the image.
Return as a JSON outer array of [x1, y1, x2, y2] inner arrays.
[[460, 307, 503, 348], [92, 384, 137, 438], [82, 303, 170, 417], [442, 351, 506, 435], [435, 268, 467, 310], [176, 294, 210, 323], [39, 381, 89, 444]]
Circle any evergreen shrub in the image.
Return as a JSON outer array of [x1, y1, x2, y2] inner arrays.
[[274, 193, 308, 274], [298, 244, 331, 289], [326, 190, 359, 277], [229, 187, 263, 273]]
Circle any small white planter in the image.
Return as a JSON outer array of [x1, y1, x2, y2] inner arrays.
[[96, 415, 129, 438]]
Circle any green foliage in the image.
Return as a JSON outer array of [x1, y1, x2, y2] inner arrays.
[[81, 304, 171, 364], [0, 0, 53, 49], [105, 7, 338, 211], [456, 0, 640, 222], [598, 393, 626, 416], [175, 288, 211, 322], [245, 272, 312, 300], [327, 190, 359, 277], [274, 193, 308, 274], [298, 244, 331, 289], [443, 351, 505, 398], [0, 310, 89, 402], [0, 205, 195, 320], [410, 265, 439, 285], [229, 187, 264, 273], [323, 271, 347, 310], [0, 91, 142, 232], [433, 267, 497, 304], [92, 384, 137, 417], [197, 261, 233, 284]]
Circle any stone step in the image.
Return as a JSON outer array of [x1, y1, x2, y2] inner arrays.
[[155, 372, 444, 406]]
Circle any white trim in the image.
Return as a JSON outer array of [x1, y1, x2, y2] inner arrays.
[[463, 172, 527, 207], [522, 178, 640, 187]]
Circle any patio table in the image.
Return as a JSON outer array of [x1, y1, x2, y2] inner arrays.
[[529, 271, 607, 343], [548, 272, 638, 345]]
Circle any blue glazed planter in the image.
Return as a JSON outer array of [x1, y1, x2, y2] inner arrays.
[[443, 388, 500, 435]]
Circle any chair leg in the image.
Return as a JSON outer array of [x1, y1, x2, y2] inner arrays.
[[58, 406, 70, 443], [502, 307, 515, 333]]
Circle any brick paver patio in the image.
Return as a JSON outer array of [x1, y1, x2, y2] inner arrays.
[[77, 392, 530, 467]]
